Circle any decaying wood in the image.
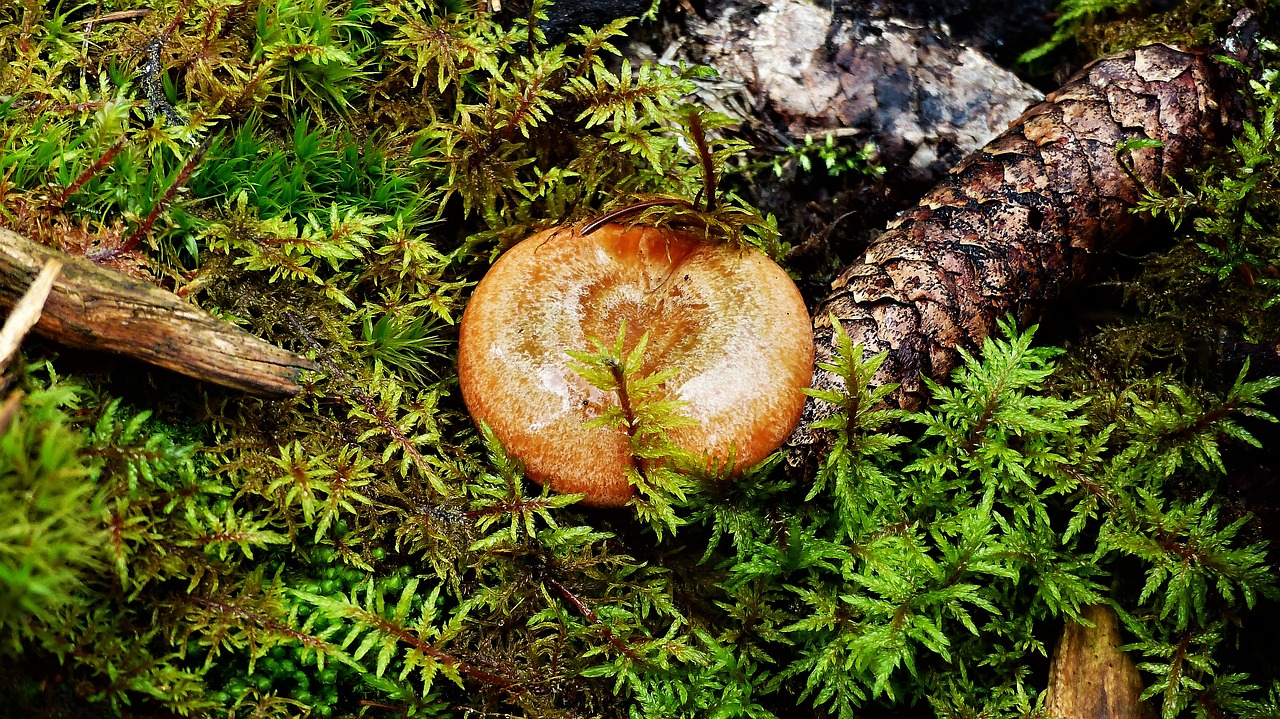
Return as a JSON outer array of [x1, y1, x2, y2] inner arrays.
[[0, 260, 61, 372], [0, 259, 61, 437], [1046, 605, 1155, 719], [654, 0, 1044, 187], [0, 228, 316, 396], [792, 13, 1258, 445]]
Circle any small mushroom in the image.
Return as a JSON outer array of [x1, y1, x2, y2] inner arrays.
[[458, 223, 814, 507]]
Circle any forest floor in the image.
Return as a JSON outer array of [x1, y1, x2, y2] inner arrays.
[[0, 0, 1278, 718]]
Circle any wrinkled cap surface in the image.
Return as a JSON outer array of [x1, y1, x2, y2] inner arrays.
[[458, 223, 814, 507]]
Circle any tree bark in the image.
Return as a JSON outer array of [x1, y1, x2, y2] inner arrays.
[[0, 228, 315, 396], [1046, 605, 1156, 719]]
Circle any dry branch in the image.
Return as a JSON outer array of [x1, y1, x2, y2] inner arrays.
[[0, 259, 61, 372], [0, 259, 61, 437], [0, 228, 315, 396], [792, 13, 1258, 445]]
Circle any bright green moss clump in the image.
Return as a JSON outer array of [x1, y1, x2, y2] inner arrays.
[[0, 0, 1278, 717]]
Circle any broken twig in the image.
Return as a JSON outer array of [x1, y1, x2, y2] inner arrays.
[[78, 9, 152, 25], [0, 259, 61, 372], [1046, 605, 1155, 719], [0, 228, 315, 396]]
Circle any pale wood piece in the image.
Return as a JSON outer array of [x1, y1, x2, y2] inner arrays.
[[0, 390, 22, 436], [1045, 605, 1155, 719], [0, 228, 315, 396], [0, 259, 60, 372]]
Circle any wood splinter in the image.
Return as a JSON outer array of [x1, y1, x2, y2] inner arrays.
[[0, 228, 316, 397], [0, 259, 62, 436]]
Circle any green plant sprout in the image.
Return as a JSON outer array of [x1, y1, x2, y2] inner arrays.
[[567, 323, 700, 538], [775, 133, 884, 179]]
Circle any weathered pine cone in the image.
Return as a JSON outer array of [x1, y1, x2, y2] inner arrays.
[[791, 12, 1259, 447]]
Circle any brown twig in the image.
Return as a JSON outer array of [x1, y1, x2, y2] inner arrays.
[[78, 9, 152, 25], [79, 0, 104, 90], [0, 228, 314, 395], [580, 198, 693, 237]]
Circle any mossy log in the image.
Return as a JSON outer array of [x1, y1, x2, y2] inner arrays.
[[0, 227, 315, 396], [792, 12, 1258, 445]]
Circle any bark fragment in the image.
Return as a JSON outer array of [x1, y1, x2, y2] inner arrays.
[[792, 16, 1256, 446], [1045, 605, 1156, 719], [664, 0, 1045, 187], [0, 260, 60, 373], [0, 228, 315, 396]]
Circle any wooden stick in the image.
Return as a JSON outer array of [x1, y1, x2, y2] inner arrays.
[[0, 259, 61, 372], [0, 228, 316, 396], [78, 9, 152, 25]]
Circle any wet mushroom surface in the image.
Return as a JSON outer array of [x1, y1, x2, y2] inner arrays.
[[458, 223, 815, 507]]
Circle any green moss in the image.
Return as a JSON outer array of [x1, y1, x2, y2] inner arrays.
[[1021, 0, 1245, 65], [0, 0, 1278, 717]]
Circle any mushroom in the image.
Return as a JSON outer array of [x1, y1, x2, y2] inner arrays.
[[458, 223, 814, 507]]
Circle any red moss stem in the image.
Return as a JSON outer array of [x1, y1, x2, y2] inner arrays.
[[686, 109, 718, 211], [51, 138, 126, 207], [94, 139, 209, 261], [545, 576, 641, 661], [580, 198, 692, 237], [284, 312, 441, 482]]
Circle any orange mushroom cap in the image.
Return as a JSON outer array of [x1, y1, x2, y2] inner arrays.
[[458, 223, 814, 507]]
